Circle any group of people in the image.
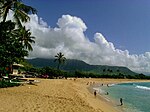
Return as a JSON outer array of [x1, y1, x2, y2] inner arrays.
[[93, 90, 123, 106], [100, 83, 110, 87], [87, 81, 123, 106], [87, 81, 95, 85]]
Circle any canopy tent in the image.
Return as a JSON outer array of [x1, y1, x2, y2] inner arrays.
[[13, 63, 24, 67]]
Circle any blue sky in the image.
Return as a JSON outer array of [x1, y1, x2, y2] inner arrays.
[[19, 0, 150, 73], [24, 0, 150, 55]]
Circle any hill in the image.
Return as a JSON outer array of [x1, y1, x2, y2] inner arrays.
[[26, 58, 138, 76]]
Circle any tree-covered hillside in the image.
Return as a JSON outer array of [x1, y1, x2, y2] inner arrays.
[[27, 58, 138, 76]]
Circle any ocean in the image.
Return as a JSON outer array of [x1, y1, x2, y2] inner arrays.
[[96, 82, 150, 112]]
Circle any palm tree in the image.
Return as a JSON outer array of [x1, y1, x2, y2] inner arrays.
[[54, 52, 66, 70], [13, 26, 35, 51], [0, 0, 36, 27], [0, 0, 36, 77]]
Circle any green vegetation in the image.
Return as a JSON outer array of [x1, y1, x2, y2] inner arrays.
[[0, 79, 20, 88], [27, 58, 138, 76], [54, 52, 66, 70], [0, 0, 36, 76], [0, 0, 36, 27], [25, 58, 150, 79], [23, 66, 150, 79]]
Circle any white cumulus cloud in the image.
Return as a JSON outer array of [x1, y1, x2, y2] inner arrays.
[[17, 14, 150, 74]]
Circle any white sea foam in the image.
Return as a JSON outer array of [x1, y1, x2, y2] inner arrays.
[[108, 84, 116, 86], [93, 87, 100, 92], [93, 87, 106, 94], [135, 85, 150, 90]]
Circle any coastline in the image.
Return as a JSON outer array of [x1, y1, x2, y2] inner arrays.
[[76, 78, 124, 112], [84, 78, 150, 112], [86, 79, 125, 112], [0, 78, 150, 112], [73, 78, 121, 112]]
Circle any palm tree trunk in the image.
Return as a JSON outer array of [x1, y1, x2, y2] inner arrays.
[[57, 63, 60, 70]]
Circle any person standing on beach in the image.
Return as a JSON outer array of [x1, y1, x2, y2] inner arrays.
[[107, 84, 109, 87], [120, 98, 123, 106], [94, 90, 97, 97]]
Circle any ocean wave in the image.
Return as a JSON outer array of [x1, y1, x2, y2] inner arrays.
[[93, 87, 106, 94], [93, 87, 100, 92], [135, 85, 150, 90], [109, 84, 116, 86]]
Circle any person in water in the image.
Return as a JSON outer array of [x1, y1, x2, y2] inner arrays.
[[106, 92, 109, 95], [120, 98, 123, 106]]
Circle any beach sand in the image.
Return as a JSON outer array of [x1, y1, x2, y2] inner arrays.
[[0, 78, 149, 112]]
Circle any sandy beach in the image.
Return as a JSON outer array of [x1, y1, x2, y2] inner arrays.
[[0, 78, 150, 112]]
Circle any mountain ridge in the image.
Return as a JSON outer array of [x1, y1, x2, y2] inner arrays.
[[26, 58, 138, 76]]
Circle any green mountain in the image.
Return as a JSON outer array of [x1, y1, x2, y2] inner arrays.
[[26, 58, 138, 76]]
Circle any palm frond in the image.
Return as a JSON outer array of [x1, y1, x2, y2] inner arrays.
[[1, 3, 10, 22], [20, 3, 37, 14], [13, 13, 22, 28], [14, 9, 29, 22]]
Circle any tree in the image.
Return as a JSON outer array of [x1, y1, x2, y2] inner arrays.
[[54, 52, 66, 70], [14, 26, 35, 51], [103, 69, 106, 72], [0, 0, 36, 51], [0, 0, 36, 27], [117, 69, 120, 72], [0, 0, 36, 75], [0, 21, 28, 74]]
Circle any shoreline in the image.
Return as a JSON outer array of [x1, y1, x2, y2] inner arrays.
[[87, 81, 124, 112], [83, 79, 123, 112], [84, 78, 150, 112]]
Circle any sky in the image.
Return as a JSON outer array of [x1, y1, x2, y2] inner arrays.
[[17, 0, 150, 74], [23, 0, 150, 54]]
